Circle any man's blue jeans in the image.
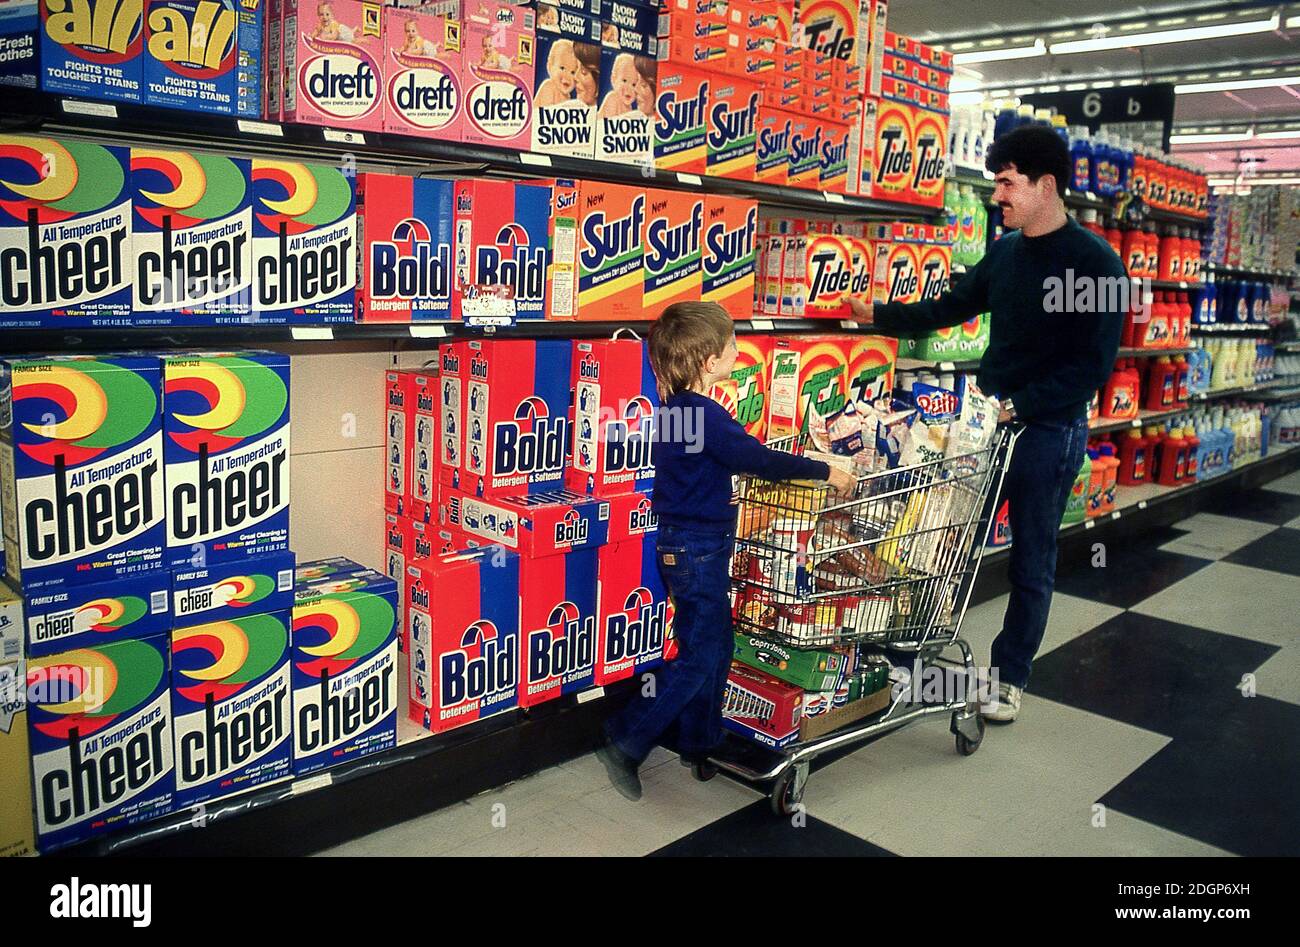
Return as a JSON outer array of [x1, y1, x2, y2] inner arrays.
[[605, 523, 736, 765], [991, 416, 1090, 689]]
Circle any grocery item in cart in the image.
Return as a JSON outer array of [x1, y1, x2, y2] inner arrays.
[[720, 662, 802, 748]]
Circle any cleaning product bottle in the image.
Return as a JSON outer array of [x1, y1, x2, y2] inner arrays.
[[1144, 223, 1160, 280], [1146, 425, 1165, 482], [1104, 361, 1135, 418], [1104, 218, 1123, 258], [1183, 423, 1200, 482], [1157, 424, 1187, 485], [1146, 356, 1177, 410], [1088, 389, 1100, 423], [1070, 127, 1093, 193], [994, 101, 1018, 141], [1122, 226, 1146, 277], [1085, 447, 1105, 517], [1211, 339, 1233, 390], [1080, 207, 1106, 241], [1173, 354, 1191, 406], [1159, 227, 1182, 281], [1121, 300, 1139, 347], [1188, 345, 1211, 394], [1118, 426, 1150, 485], [1098, 442, 1119, 511], [1062, 452, 1090, 526]]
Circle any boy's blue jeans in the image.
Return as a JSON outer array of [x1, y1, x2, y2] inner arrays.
[[605, 523, 736, 766]]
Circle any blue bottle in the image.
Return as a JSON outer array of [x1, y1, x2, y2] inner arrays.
[[1218, 280, 1238, 323], [1070, 128, 1092, 192], [1089, 134, 1104, 196], [1117, 139, 1133, 193], [994, 103, 1018, 141]]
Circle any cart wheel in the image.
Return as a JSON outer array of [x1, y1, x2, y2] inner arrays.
[[770, 767, 804, 817], [691, 761, 717, 782], [955, 713, 986, 756]]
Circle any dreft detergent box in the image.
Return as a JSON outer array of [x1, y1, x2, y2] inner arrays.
[[171, 549, 295, 626], [170, 608, 292, 809], [39, 0, 144, 102], [24, 571, 170, 658], [546, 178, 645, 321], [0, 135, 132, 328], [594, 533, 672, 685], [518, 547, 597, 706], [642, 187, 703, 311], [0, 660, 36, 857], [568, 338, 657, 498], [27, 632, 175, 852], [531, 21, 600, 159], [382, 8, 464, 139], [461, 1, 535, 150], [131, 148, 253, 324], [0, 0, 39, 90], [251, 158, 356, 323], [291, 566, 398, 775], [595, 47, 654, 167], [141, 0, 256, 115], [451, 179, 551, 322], [652, 60, 707, 174], [1, 356, 166, 594], [161, 352, 291, 569], [701, 195, 757, 320], [283, 0, 384, 131], [705, 74, 759, 181], [356, 173, 453, 323]]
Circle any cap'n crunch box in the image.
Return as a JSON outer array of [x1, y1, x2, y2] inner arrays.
[[451, 179, 551, 322], [643, 188, 704, 310], [755, 105, 793, 186], [594, 533, 674, 684], [384, 367, 439, 521], [568, 338, 657, 497], [284, 0, 384, 131], [701, 195, 757, 320], [40, 0, 144, 102], [844, 334, 897, 407], [547, 178, 646, 321], [518, 548, 598, 706], [652, 61, 709, 174], [461, 1, 536, 150], [766, 335, 848, 439], [382, 8, 464, 139], [596, 48, 655, 166], [705, 74, 759, 180], [358, 173, 454, 323]]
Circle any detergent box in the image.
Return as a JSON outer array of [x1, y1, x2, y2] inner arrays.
[[0, 135, 133, 328], [870, 91, 911, 203], [381, 7, 464, 139], [171, 549, 295, 626], [141, 0, 263, 116], [704, 74, 759, 180], [909, 104, 948, 208], [283, 0, 384, 131], [0, 0, 38, 90], [406, 548, 521, 733], [846, 94, 876, 196], [437, 344, 465, 481], [1, 355, 166, 594], [594, 532, 673, 685], [599, 0, 654, 55], [642, 187, 703, 311], [267, 0, 281, 116], [755, 105, 793, 186], [777, 232, 806, 316], [385, 512, 435, 585], [652, 60, 709, 174], [596, 47, 654, 166], [568, 337, 657, 497], [461, 1, 536, 150], [871, 222, 949, 304], [786, 112, 821, 189], [730, 334, 773, 441], [161, 351, 291, 569], [131, 148, 254, 324], [760, 232, 783, 314], [39, 0, 144, 102], [654, 32, 726, 67], [701, 195, 757, 320], [546, 178, 645, 321], [451, 179, 551, 322], [604, 488, 656, 543], [24, 571, 171, 658], [250, 158, 356, 323], [0, 660, 35, 856], [766, 335, 848, 439], [384, 367, 439, 522], [844, 334, 897, 407], [291, 566, 398, 775], [915, 313, 988, 362], [171, 608, 292, 809], [531, 23, 600, 159], [356, 173, 454, 323], [720, 661, 801, 749], [0, 584, 19, 661], [517, 546, 598, 706], [28, 632, 174, 852], [441, 488, 612, 558], [655, 0, 727, 41], [819, 117, 851, 193], [801, 234, 855, 319]]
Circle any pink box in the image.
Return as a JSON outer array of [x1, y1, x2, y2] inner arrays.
[[382, 8, 466, 139], [461, 1, 537, 150], [284, 0, 386, 132]]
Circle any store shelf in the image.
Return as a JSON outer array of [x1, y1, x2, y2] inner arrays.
[[898, 346, 1195, 375], [1206, 263, 1295, 283], [1276, 340, 1300, 352], [1119, 345, 1196, 358], [1149, 280, 1203, 292], [1141, 206, 1208, 228], [1191, 323, 1272, 335], [1087, 378, 1300, 435]]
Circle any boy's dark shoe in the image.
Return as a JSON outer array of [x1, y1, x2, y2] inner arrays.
[[595, 734, 642, 801]]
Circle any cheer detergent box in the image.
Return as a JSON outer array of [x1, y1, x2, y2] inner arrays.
[[652, 60, 708, 174], [0, 135, 133, 328], [594, 533, 673, 685], [161, 351, 291, 569], [171, 608, 292, 809], [568, 337, 657, 497], [384, 367, 439, 522], [845, 334, 897, 407], [643, 187, 703, 310], [518, 546, 597, 706], [142, 0, 264, 116], [547, 178, 645, 321], [1, 355, 166, 594], [171, 549, 295, 626], [532, 27, 600, 159], [755, 105, 793, 186], [291, 566, 398, 775], [0, 660, 35, 857], [767, 335, 848, 439], [24, 571, 171, 658], [461, 1, 536, 150], [28, 632, 175, 852], [251, 158, 356, 323], [0, 0, 38, 90], [596, 48, 654, 166], [701, 195, 757, 320], [357, 173, 453, 323], [283, 0, 384, 131], [441, 488, 612, 558], [39, 0, 144, 102], [451, 179, 551, 322], [382, 8, 464, 139], [705, 74, 759, 180]]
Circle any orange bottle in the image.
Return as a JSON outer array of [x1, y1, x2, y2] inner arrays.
[[1122, 228, 1146, 277], [1086, 447, 1106, 517], [1143, 225, 1160, 279], [1172, 354, 1191, 406], [1159, 228, 1182, 281], [1104, 361, 1139, 418], [1182, 424, 1201, 482], [1105, 219, 1124, 259]]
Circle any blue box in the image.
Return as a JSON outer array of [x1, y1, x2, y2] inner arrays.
[[171, 549, 296, 626], [39, 0, 144, 103], [143, 0, 238, 113], [24, 571, 171, 658], [0, 0, 39, 89]]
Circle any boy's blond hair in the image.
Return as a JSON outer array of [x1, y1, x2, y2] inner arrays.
[[648, 302, 733, 400]]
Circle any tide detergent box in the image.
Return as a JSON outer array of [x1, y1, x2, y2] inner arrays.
[[803, 234, 859, 318], [39, 0, 144, 102], [171, 608, 292, 809], [755, 105, 792, 186], [705, 74, 759, 180], [766, 335, 848, 438], [461, 1, 536, 150], [777, 232, 806, 316], [451, 179, 551, 322], [546, 178, 645, 321], [594, 533, 673, 685], [871, 92, 913, 203], [27, 632, 174, 852], [532, 27, 600, 159], [291, 567, 398, 775], [406, 548, 520, 733], [171, 549, 295, 626], [131, 148, 254, 324], [357, 173, 453, 323], [142, 0, 263, 115], [382, 8, 464, 139], [518, 546, 597, 706], [730, 334, 773, 441], [24, 571, 171, 658], [642, 187, 703, 310], [819, 117, 850, 193], [0, 0, 38, 90], [0, 135, 133, 328], [251, 158, 356, 323], [384, 367, 439, 522], [847, 94, 876, 196], [161, 351, 291, 569], [787, 114, 822, 189], [283, 0, 384, 131], [701, 195, 757, 320], [871, 224, 948, 304], [844, 334, 897, 407], [568, 338, 657, 497], [441, 488, 611, 558], [0, 661, 36, 857], [909, 105, 948, 209], [652, 61, 708, 174], [760, 232, 783, 314], [1, 356, 166, 594], [596, 47, 654, 166]]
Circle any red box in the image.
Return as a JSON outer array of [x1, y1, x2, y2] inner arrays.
[[384, 368, 439, 523], [518, 548, 600, 706], [720, 662, 802, 748], [706, 73, 761, 180], [657, 0, 728, 40], [910, 106, 948, 209], [568, 338, 659, 497], [819, 117, 851, 193], [594, 534, 675, 685], [701, 196, 759, 320], [451, 179, 552, 322], [358, 174, 455, 323], [643, 188, 705, 311], [439, 488, 614, 557], [604, 490, 658, 544], [656, 34, 729, 66]]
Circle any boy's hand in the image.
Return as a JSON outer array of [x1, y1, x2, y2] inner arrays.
[[842, 296, 874, 323], [826, 467, 856, 496]]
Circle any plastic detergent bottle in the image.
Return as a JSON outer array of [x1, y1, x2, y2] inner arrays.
[[1098, 442, 1119, 511], [1062, 454, 1090, 525], [995, 101, 1018, 141], [1173, 354, 1191, 406], [1104, 361, 1138, 418], [1051, 113, 1069, 146], [1118, 427, 1149, 485], [1085, 447, 1106, 517], [1122, 227, 1146, 277], [1070, 128, 1093, 192], [1146, 356, 1177, 410], [1211, 340, 1233, 390], [1144, 224, 1161, 280], [1176, 292, 1192, 345], [1187, 346, 1211, 394], [1182, 423, 1201, 481], [1104, 218, 1124, 258], [1080, 207, 1106, 240], [1157, 424, 1187, 485], [1016, 103, 1036, 129], [1159, 227, 1182, 281], [1181, 230, 1200, 282], [1145, 425, 1164, 482]]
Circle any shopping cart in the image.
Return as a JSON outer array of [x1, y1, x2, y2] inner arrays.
[[696, 425, 1020, 816]]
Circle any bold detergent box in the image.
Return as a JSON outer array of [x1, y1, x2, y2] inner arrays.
[[291, 566, 398, 775], [594, 533, 673, 685], [755, 105, 793, 186], [357, 173, 453, 323], [171, 549, 295, 626], [568, 338, 657, 497], [250, 158, 356, 323], [652, 60, 708, 174], [604, 488, 655, 543], [547, 178, 645, 321], [441, 488, 611, 558], [844, 334, 897, 407], [384, 367, 439, 522], [131, 148, 253, 324], [25, 571, 171, 658], [0, 135, 133, 328], [766, 335, 848, 439], [532, 21, 600, 159], [701, 195, 757, 320], [39, 0, 144, 102], [406, 549, 521, 733], [787, 113, 823, 189], [461, 1, 535, 150], [451, 179, 551, 322], [518, 546, 597, 706], [1, 356, 166, 594], [27, 632, 175, 852], [0, 660, 35, 857], [142, 0, 263, 115], [161, 351, 291, 569], [283, 0, 384, 131], [642, 187, 703, 311], [705, 74, 759, 180], [596, 48, 654, 166], [819, 117, 851, 193], [0, 0, 39, 90], [730, 334, 773, 441], [171, 608, 292, 808], [382, 7, 464, 139]]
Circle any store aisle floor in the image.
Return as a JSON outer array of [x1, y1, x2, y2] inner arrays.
[[320, 467, 1300, 858]]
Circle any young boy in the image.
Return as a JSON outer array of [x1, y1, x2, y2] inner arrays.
[[595, 302, 855, 801]]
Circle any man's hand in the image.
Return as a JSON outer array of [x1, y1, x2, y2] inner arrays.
[[997, 404, 1016, 424], [826, 467, 856, 496], [842, 295, 873, 323]]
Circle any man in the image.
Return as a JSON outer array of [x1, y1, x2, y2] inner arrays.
[[845, 124, 1126, 722]]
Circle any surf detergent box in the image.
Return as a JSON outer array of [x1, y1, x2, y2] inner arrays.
[[0, 661, 35, 857], [531, 19, 600, 159], [461, 1, 535, 150], [142, 0, 263, 115], [596, 48, 654, 166], [766, 335, 848, 439], [382, 7, 464, 139], [28, 632, 174, 852], [651, 60, 708, 174], [844, 334, 897, 407], [656, 0, 726, 40], [451, 179, 551, 322], [283, 0, 384, 131], [384, 367, 439, 522], [251, 158, 356, 323], [643, 187, 703, 311], [131, 148, 254, 324], [787, 113, 822, 189], [171, 549, 295, 626], [594, 532, 673, 685], [25, 571, 171, 658], [441, 488, 612, 558], [291, 566, 398, 775], [755, 105, 793, 186], [1, 355, 166, 594], [171, 608, 292, 808], [546, 178, 645, 321], [568, 338, 657, 497], [518, 546, 597, 706], [0, 0, 39, 90], [39, 0, 144, 102], [701, 195, 757, 320], [819, 117, 851, 193], [357, 173, 453, 323], [705, 74, 759, 180], [0, 135, 133, 328], [161, 351, 291, 569]]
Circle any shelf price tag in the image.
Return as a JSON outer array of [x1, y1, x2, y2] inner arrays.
[[238, 119, 285, 137], [577, 687, 606, 704], [409, 325, 449, 338], [840, 320, 859, 330], [1084, 520, 1096, 530], [1131, 419, 1142, 428], [751, 318, 775, 331], [940, 361, 956, 372], [1111, 511, 1121, 520], [291, 773, 334, 795], [519, 152, 552, 167], [825, 192, 847, 204], [462, 293, 517, 326], [676, 173, 703, 186], [323, 129, 366, 145], [291, 327, 334, 341], [1138, 500, 1148, 510], [63, 99, 117, 119]]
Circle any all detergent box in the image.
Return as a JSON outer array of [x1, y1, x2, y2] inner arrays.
[[0, 660, 35, 856], [383, 367, 439, 522], [594, 532, 673, 685], [701, 195, 757, 320], [766, 335, 848, 439], [291, 565, 397, 775], [642, 186, 703, 311], [356, 172, 454, 323], [451, 178, 551, 322], [651, 60, 708, 174], [0, 135, 133, 328], [531, 14, 600, 159], [28, 632, 174, 852], [382, 7, 464, 139], [250, 158, 356, 323], [171, 549, 295, 626], [461, 1, 535, 150], [24, 570, 170, 658], [755, 105, 793, 186], [517, 546, 598, 706], [283, 0, 384, 131], [844, 334, 897, 407], [546, 178, 645, 321], [170, 608, 292, 809], [161, 351, 291, 569], [705, 73, 759, 181], [39, 0, 144, 102], [142, 0, 263, 116], [0, 0, 38, 90], [441, 488, 612, 558], [568, 337, 657, 497], [595, 46, 654, 166], [1, 355, 166, 594]]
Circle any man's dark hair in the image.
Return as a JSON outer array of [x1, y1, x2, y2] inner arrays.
[[986, 124, 1071, 198]]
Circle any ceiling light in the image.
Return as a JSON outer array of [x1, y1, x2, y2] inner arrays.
[[1176, 74, 1300, 94], [952, 39, 1046, 65], [1049, 13, 1279, 55], [949, 91, 986, 106]]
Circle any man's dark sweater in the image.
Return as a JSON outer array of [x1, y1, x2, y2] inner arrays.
[[874, 216, 1126, 423]]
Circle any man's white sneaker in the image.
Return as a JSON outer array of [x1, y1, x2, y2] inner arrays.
[[981, 683, 1022, 723]]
